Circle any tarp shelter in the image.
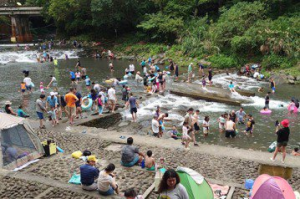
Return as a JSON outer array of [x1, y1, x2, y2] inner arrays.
[[0, 112, 44, 170], [176, 167, 214, 199], [251, 174, 296, 199]]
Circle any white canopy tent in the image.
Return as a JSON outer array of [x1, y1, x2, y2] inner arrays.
[[0, 113, 44, 170]]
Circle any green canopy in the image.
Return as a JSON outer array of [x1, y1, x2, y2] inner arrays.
[[177, 171, 214, 199]]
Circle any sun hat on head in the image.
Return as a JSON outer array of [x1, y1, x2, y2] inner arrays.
[[5, 101, 12, 105], [281, 119, 289, 127], [50, 92, 57, 96], [87, 155, 97, 162]]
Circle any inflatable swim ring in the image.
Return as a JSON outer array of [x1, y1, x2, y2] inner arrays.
[[260, 110, 272, 114], [105, 79, 114, 84], [81, 97, 93, 111], [268, 141, 277, 152], [288, 105, 298, 113], [127, 72, 132, 77], [30, 82, 35, 88], [123, 75, 128, 79], [118, 80, 128, 85]]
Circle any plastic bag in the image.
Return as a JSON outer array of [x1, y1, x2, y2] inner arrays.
[[68, 172, 81, 185]]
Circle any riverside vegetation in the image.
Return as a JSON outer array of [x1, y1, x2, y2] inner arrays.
[[25, 0, 299, 75]]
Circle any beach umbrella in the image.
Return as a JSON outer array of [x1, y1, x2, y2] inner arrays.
[[251, 174, 295, 199]]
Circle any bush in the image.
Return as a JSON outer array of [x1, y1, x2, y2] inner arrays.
[[261, 54, 296, 69], [208, 54, 238, 69]]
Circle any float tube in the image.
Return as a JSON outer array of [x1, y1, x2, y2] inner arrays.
[[118, 80, 128, 85], [81, 97, 93, 111], [105, 79, 114, 84], [288, 105, 298, 113], [260, 109, 272, 114]]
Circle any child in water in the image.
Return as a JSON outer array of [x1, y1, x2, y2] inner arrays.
[[202, 76, 207, 89], [20, 82, 26, 95], [145, 150, 156, 171], [292, 148, 300, 156], [169, 125, 180, 140], [40, 82, 45, 93], [182, 122, 192, 150]]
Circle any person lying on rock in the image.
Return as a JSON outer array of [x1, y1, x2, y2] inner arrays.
[[80, 155, 99, 191], [121, 137, 144, 167]]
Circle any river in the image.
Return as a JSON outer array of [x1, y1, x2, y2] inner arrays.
[[0, 48, 299, 151]]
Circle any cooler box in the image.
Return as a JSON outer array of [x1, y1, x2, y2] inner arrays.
[[42, 140, 57, 156]]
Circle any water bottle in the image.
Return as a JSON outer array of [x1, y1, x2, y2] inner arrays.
[[141, 159, 145, 169]]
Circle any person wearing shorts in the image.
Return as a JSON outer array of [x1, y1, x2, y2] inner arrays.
[[23, 76, 32, 93], [20, 82, 26, 94], [152, 115, 159, 137], [244, 114, 255, 136], [225, 119, 236, 138], [36, 94, 47, 129], [126, 93, 138, 122], [64, 88, 78, 125], [70, 71, 76, 84], [108, 87, 116, 113], [271, 119, 290, 163]]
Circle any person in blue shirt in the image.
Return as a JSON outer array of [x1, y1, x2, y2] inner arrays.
[[70, 71, 76, 84], [17, 105, 29, 118], [155, 65, 160, 72], [148, 57, 152, 65], [229, 81, 236, 92], [80, 155, 99, 191], [46, 92, 58, 109]]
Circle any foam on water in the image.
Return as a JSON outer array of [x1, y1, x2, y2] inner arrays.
[[0, 50, 78, 64], [212, 73, 268, 90], [121, 93, 230, 121]]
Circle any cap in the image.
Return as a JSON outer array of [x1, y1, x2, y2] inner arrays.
[[87, 155, 97, 162], [281, 119, 289, 127]]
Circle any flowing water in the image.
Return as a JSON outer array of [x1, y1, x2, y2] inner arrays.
[[0, 49, 299, 151]]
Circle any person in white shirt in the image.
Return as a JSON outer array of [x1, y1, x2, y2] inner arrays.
[[108, 87, 117, 113], [129, 64, 135, 74], [46, 75, 58, 91], [98, 163, 119, 196], [135, 71, 143, 85], [202, 116, 210, 137], [182, 122, 192, 150], [23, 76, 32, 93], [152, 115, 159, 137]]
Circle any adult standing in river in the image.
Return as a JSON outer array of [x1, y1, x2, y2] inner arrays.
[[126, 93, 139, 122], [175, 64, 179, 81], [270, 78, 276, 93], [108, 86, 117, 113], [208, 67, 213, 86], [271, 119, 290, 163], [187, 63, 193, 83], [46, 75, 58, 91], [23, 75, 32, 94], [64, 88, 79, 125]]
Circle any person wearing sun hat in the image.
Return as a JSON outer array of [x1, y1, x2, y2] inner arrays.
[[4, 101, 17, 116], [80, 155, 99, 191], [271, 119, 290, 163]]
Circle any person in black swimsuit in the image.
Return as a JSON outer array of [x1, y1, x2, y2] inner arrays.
[[4, 101, 17, 116], [175, 64, 179, 81], [208, 67, 213, 85], [169, 59, 174, 75]]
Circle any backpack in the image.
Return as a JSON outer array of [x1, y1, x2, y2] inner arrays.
[[98, 98, 103, 106]]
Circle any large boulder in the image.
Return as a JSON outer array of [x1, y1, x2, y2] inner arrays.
[[288, 79, 295, 84], [296, 76, 300, 81], [287, 75, 295, 80]]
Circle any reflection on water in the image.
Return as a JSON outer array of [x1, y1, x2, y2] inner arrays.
[[0, 50, 299, 151]]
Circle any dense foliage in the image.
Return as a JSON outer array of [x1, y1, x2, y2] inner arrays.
[[27, 0, 300, 69]]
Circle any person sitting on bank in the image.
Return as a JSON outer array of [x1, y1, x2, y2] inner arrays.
[[292, 148, 300, 156], [121, 137, 144, 167], [17, 105, 29, 118], [98, 163, 119, 196], [80, 155, 99, 191], [124, 188, 144, 199], [145, 150, 156, 171]]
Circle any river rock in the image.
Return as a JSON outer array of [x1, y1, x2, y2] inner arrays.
[[199, 59, 211, 66], [121, 56, 136, 60], [288, 79, 295, 84], [287, 75, 295, 80], [118, 122, 129, 127], [296, 76, 300, 81]]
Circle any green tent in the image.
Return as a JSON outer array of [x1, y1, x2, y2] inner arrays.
[[177, 171, 214, 199]]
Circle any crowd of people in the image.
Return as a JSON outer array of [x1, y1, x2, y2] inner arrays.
[[79, 137, 190, 198]]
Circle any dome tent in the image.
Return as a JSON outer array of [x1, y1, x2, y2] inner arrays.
[[0, 113, 44, 170], [251, 174, 296, 199], [176, 167, 214, 199]]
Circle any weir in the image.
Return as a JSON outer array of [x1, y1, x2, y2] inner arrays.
[[0, 1, 42, 42]]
